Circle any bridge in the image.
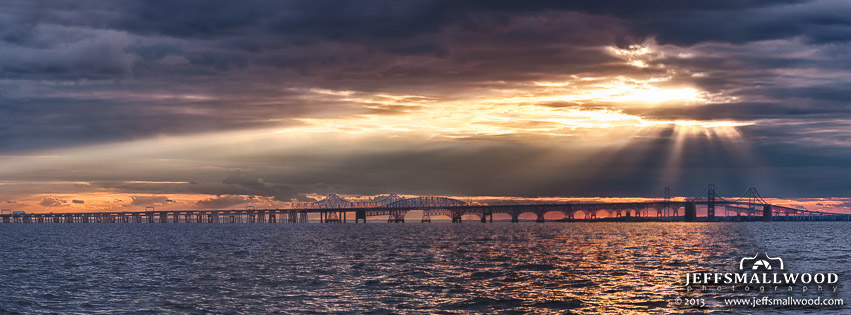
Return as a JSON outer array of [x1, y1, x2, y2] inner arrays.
[[1, 185, 849, 224]]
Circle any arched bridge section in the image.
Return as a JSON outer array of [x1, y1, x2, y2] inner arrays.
[[373, 196, 468, 223], [386, 196, 467, 208]]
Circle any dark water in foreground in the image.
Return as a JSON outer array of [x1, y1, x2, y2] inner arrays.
[[0, 222, 848, 314]]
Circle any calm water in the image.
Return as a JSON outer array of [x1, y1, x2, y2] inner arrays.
[[0, 222, 848, 314]]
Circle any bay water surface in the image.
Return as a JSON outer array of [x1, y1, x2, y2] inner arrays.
[[0, 222, 848, 314]]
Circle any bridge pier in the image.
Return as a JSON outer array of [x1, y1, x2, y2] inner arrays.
[[685, 202, 696, 222], [480, 211, 492, 223], [355, 210, 367, 223], [324, 211, 342, 223], [387, 211, 404, 223], [707, 184, 716, 221], [763, 205, 772, 222]]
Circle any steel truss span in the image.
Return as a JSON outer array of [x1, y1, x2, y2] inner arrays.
[[2, 186, 850, 224]]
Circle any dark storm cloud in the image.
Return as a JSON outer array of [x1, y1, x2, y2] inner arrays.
[[631, 0, 851, 45], [222, 170, 265, 188], [1, 0, 842, 82], [0, 0, 850, 199]]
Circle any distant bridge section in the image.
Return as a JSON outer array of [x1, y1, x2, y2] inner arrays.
[[2, 186, 850, 224]]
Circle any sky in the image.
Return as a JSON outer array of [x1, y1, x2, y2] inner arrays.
[[1, 0, 850, 213]]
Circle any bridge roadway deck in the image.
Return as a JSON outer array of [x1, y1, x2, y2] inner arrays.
[[2, 200, 848, 223]]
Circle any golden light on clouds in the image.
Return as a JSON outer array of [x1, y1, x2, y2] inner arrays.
[[292, 77, 749, 140], [290, 42, 743, 140], [500, 76, 717, 106]]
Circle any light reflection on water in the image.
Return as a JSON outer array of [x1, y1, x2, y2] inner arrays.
[[0, 222, 848, 314]]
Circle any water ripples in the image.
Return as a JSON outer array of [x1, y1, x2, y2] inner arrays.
[[0, 222, 848, 314]]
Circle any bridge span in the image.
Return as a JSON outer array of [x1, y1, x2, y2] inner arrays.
[[2, 187, 849, 224]]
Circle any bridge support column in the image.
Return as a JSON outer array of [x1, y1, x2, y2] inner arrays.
[[451, 213, 462, 223], [535, 213, 544, 223], [355, 210, 367, 223], [325, 211, 341, 223], [481, 211, 492, 223], [763, 205, 772, 222], [707, 184, 716, 221], [387, 211, 405, 223], [685, 202, 696, 222]]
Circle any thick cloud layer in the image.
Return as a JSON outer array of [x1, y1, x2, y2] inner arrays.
[[0, 0, 850, 211]]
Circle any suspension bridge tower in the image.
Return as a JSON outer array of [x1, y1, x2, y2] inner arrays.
[[707, 184, 716, 221]]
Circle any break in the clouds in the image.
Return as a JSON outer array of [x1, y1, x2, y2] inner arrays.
[[0, 0, 850, 212]]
